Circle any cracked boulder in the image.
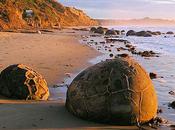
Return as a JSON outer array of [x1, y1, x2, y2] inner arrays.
[[66, 57, 158, 125], [0, 64, 49, 100]]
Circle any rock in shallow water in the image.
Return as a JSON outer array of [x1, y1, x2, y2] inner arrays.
[[66, 57, 158, 125], [169, 101, 175, 109], [94, 27, 108, 34], [149, 72, 157, 79], [105, 30, 117, 35], [126, 30, 152, 37], [0, 64, 49, 100]]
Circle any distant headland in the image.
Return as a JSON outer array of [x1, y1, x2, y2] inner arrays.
[[97, 17, 175, 26]]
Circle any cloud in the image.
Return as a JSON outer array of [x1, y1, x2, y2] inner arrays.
[[58, 0, 175, 19], [145, 0, 175, 4]]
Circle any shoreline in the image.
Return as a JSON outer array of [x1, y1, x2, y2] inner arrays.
[[81, 28, 175, 128], [0, 28, 174, 129], [0, 29, 140, 130]]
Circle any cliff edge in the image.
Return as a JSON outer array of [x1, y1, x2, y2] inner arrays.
[[0, 0, 98, 30]]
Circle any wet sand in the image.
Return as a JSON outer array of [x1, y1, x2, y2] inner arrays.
[[0, 29, 107, 130], [0, 100, 141, 130], [0, 30, 139, 130]]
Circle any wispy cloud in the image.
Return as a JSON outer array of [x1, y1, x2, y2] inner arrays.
[[147, 0, 175, 4], [58, 0, 175, 19]]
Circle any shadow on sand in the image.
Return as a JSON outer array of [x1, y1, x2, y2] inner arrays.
[[0, 100, 140, 130]]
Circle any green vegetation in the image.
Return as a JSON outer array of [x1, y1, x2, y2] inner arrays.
[[25, 0, 36, 4]]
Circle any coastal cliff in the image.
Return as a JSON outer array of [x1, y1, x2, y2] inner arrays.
[[0, 0, 98, 30]]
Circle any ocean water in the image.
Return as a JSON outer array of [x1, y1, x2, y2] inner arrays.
[[113, 26, 175, 55], [50, 26, 175, 125], [111, 26, 175, 106], [87, 26, 175, 124]]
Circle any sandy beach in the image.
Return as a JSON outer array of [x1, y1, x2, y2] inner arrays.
[[2, 0, 175, 129], [0, 30, 99, 86], [0, 29, 174, 130], [0, 30, 143, 130], [0, 100, 142, 130], [0, 29, 107, 130]]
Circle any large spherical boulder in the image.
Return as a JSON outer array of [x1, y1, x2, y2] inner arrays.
[[66, 57, 158, 125], [0, 64, 50, 100]]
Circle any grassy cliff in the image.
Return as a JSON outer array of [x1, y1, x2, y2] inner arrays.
[[0, 0, 98, 30]]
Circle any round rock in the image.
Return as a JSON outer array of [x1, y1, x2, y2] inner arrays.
[[66, 57, 158, 125], [0, 64, 50, 100], [105, 30, 117, 35]]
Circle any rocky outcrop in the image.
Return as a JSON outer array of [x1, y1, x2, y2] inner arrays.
[[150, 31, 161, 35], [90, 27, 97, 32], [127, 30, 162, 37], [136, 31, 152, 37], [169, 101, 175, 109], [126, 30, 136, 36], [166, 31, 174, 34], [0, 0, 98, 30], [126, 30, 152, 37], [105, 30, 117, 35], [94, 27, 108, 34]]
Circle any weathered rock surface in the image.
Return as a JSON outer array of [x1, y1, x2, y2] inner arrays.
[[66, 57, 158, 125], [166, 31, 174, 34], [135, 31, 152, 37], [149, 72, 157, 79], [0, 64, 49, 100], [94, 27, 108, 34], [126, 30, 136, 36], [105, 30, 117, 35], [169, 101, 175, 109]]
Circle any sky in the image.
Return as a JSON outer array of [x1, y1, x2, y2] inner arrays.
[[58, 0, 175, 20]]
